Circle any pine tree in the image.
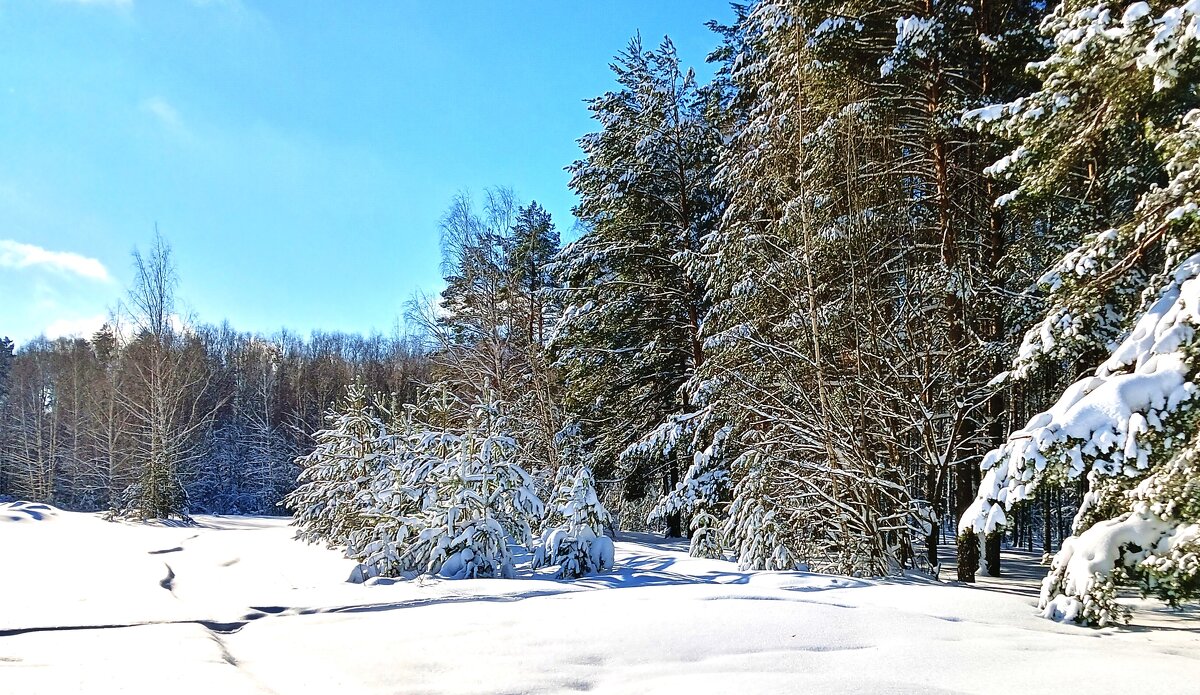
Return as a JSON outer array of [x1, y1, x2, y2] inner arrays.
[[687, 0, 1047, 577], [553, 35, 723, 535], [284, 384, 388, 547], [506, 203, 567, 491], [404, 395, 545, 579], [508, 201, 561, 348], [696, 0, 919, 575], [960, 0, 1200, 623], [532, 464, 616, 577]]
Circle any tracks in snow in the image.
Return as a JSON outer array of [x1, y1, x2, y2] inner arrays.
[[0, 588, 571, 638], [159, 563, 177, 595]]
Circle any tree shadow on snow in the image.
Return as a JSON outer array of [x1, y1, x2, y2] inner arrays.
[[569, 554, 752, 590], [0, 501, 55, 523]]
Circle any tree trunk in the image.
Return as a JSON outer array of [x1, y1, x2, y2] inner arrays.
[[953, 463, 977, 582], [956, 530, 979, 583], [985, 531, 1001, 577], [1042, 495, 1053, 554], [665, 459, 682, 538]]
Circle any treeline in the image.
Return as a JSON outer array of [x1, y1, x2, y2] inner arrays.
[[0, 236, 428, 515]]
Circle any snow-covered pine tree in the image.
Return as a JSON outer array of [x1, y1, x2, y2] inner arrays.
[[403, 394, 545, 579], [696, 0, 923, 576], [343, 401, 435, 579], [688, 508, 726, 560], [552, 35, 723, 536], [283, 384, 389, 547], [647, 420, 730, 557], [872, 0, 1047, 580], [724, 451, 794, 571], [961, 0, 1200, 624], [507, 201, 561, 349], [532, 464, 616, 577]]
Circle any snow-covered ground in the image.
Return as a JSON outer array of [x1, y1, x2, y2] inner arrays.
[[2, 501, 1198, 695]]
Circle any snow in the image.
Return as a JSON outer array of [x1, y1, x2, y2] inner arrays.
[[961, 252, 1200, 623], [964, 102, 1011, 124], [880, 15, 940, 77], [3, 504, 1199, 694], [1028, 0, 1200, 91], [982, 144, 1027, 176], [1123, 1, 1152, 25], [964, 252, 1200, 533], [1102, 252, 1200, 374], [1041, 511, 1176, 623], [1138, 0, 1200, 88], [809, 16, 864, 44]]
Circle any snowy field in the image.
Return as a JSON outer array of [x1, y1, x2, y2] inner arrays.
[[2, 501, 1198, 695]]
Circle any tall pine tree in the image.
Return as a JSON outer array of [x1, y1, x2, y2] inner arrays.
[[553, 35, 723, 535]]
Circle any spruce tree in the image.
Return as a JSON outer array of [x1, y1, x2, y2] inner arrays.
[[344, 401, 433, 579], [532, 464, 616, 577], [553, 35, 723, 535], [284, 384, 389, 547], [405, 395, 545, 579]]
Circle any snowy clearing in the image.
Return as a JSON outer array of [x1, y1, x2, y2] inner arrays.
[[2, 502, 1198, 695]]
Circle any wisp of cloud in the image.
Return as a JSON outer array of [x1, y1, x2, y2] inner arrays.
[[0, 240, 112, 282]]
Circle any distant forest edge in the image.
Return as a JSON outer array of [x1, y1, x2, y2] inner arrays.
[[0, 232, 429, 515], [6, 0, 1200, 627]]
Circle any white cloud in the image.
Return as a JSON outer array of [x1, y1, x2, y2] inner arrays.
[[141, 96, 184, 131], [43, 313, 109, 341], [0, 240, 112, 282]]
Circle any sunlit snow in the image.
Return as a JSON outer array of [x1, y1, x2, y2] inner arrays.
[[2, 502, 1197, 695]]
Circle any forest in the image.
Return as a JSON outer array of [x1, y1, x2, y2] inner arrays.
[[4, 0, 1200, 629]]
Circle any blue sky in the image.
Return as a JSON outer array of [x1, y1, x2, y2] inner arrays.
[[0, 0, 730, 346]]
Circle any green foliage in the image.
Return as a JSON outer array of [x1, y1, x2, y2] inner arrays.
[[284, 384, 388, 547], [553, 34, 722, 517]]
